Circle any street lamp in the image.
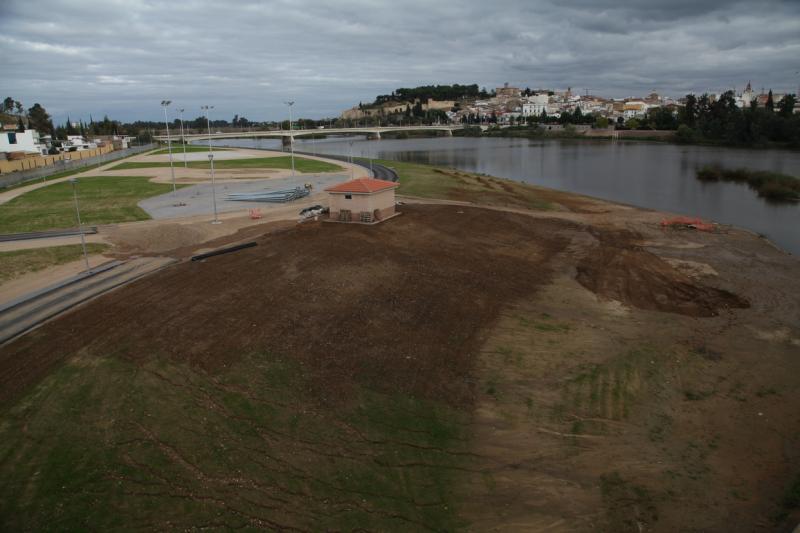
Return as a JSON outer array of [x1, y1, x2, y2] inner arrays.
[[348, 140, 355, 179], [178, 108, 187, 168], [160, 100, 177, 195], [69, 178, 90, 271], [201, 105, 221, 224], [285, 101, 295, 176]]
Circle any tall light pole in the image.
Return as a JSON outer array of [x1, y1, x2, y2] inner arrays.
[[160, 100, 177, 195], [178, 108, 188, 168], [201, 105, 220, 224], [348, 140, 355, 179], [285, 101, 295, 176], [69, 178, 90, 271]]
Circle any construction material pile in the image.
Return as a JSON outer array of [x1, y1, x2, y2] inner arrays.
[[660, 216, 717, 232], [226, 186, 310, 203]]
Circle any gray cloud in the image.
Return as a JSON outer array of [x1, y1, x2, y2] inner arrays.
[[1, 0, 799, 123]]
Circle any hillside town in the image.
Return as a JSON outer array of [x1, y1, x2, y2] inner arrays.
[[341, 81, 800, 125]]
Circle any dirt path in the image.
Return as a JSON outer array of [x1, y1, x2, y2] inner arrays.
[[0, 234, 108, 252]]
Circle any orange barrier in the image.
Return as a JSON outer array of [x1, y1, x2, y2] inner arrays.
[[660, 217, 716, 232]]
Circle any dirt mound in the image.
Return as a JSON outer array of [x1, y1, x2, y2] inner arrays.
[[108, 223, 207, 253], [0, 205, 574, 407], [576, 229, 749, 317]]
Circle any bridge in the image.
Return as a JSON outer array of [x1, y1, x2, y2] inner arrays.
[[153, 125, 480, 145]]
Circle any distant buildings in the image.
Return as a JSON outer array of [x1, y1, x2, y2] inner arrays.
[[339, 81, 798, 125]]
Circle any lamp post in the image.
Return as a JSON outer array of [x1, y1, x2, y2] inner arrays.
[[201, 105, 220, 224], [208, 153, 220, 224], [69, 178, 90, 271], [160, 100, 177, 195], [348, 140, 355, 179], [178, 108, 187, 168], [285, 101, 295, 176]]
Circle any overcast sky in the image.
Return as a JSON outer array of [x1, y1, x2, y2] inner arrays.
[[2, 0, 799, 124]]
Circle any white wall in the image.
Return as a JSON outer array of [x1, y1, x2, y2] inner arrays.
[[0, 130, 46, 154]]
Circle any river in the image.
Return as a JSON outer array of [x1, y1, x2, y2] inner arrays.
[[210, 136, 800, 255]]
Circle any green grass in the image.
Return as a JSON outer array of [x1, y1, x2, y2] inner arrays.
[[150, 145, 229, 155], [0, 244, 110, 285], [0, 351, 469, 530], [373, 159, 456, 199], [371, 158, 553, 209], [110, 156, 343, 173], [697, 165, 800, 202], [0, 176, 182, 233]]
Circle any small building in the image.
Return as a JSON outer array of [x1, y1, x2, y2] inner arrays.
[[325, 177, 399, 224], [0, 129, 47, 155]]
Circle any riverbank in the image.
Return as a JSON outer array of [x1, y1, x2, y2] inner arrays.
[[283, 135, 800, 255]]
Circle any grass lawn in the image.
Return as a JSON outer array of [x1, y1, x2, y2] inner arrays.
[[109, 156, 343, 173], [0, 244, 110, 285], [0, 176, 181, 233], [372, 158, 554, 210], [150, 145, 229, 155], [0, 352, 468, 530]]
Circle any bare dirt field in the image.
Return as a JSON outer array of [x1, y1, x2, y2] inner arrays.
[[0, 200, 798, 531]]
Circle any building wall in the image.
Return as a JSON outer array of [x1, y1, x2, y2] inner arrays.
[[0, 130, 45, 155], [422, 100, 455, 111], [329, 188, 396, 222]]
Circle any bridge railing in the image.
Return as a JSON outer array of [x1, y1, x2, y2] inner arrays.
[[154, 124, 464, 141]]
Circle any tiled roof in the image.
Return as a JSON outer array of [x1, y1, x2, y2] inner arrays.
[[325, 178, 398, 194]]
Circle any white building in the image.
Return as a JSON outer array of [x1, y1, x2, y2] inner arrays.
[[0, 129, 48, 155], [735, 81, 757, 108], [522, 93, 550, 116], [623, 101, 648, 119], [62, 135, 97, 152]]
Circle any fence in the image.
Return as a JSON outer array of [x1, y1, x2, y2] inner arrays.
[[0, 144, 155, 189], [0, 144, 115, 174]]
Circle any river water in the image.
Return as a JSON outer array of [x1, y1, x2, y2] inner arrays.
[[211, 136, 800, 255]]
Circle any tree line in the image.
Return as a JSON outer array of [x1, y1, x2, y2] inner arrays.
[[373, 84, 489, 106]]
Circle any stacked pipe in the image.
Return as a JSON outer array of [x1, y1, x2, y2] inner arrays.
[[226, 187, 310, 203]]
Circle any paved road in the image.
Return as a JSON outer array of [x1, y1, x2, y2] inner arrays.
[[138, 173, 351, 219], [293, 151, 399, 182]]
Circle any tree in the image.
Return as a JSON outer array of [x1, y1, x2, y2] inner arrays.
[[778, 94, 796, 117], [595, 116, 609, 129], [2, 97, 13, 113], [14, 101, 23, 115], [766, 90, 774, 112], [681, 94, 697, 127], [65, 117, 77, 135], [674, 124, 696, 143], [27, 103, 54, 135], [624, 118, 640, 130], [648, 107, 678, 130]]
